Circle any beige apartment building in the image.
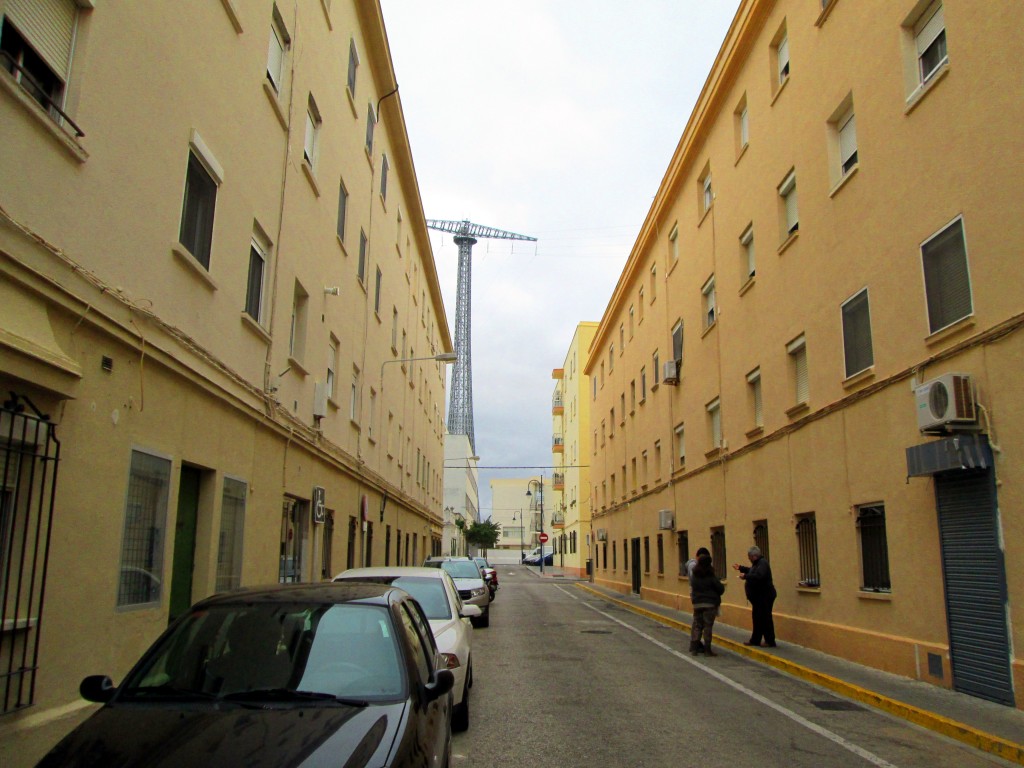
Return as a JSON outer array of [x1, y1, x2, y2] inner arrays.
[[0, 0, 452, 747], [550, 322, 597, 577], [586, 0, 1023, 708], [491, 476, 552, 560]]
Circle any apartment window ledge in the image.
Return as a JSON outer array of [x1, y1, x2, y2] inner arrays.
[[336, 234, 349, 258], [905, 62, 950, 116], [345, 87, 359, 119], [666, 258, 679, 277], [796, 585, 821, 594], [828, 165, 859, 198], [704, 447, 723, 460], [240, 313, 271, 342], [842, 366, 875, 390], [263, 81, 288, 130], [770, 74, 791, 107], [785, 401, 810, 420], [327, 397, 340, 411], [350, 419, 361, 431], [1, 616, 37, 633], [925, 315, 975, 347], [357, 278, 368, 296], [365, 147, 374, 170], [286, 356, 309, 378], [219, 0, 243, 32], [319, 0, 333, 28], [815, 0, 841, 27], [734, 142, 749, 167], [777, 230, 800, 255], [672, 464, 686, 476], [0, 71, 88, 163], [172, 244, 218, 291], [739, 275, 756, 296], [698, 203, 713, 229], [858, 590, 892, 602], [302, 161, 321, 197], [745, 426, 764, 440], [700, 321, 717, 339]]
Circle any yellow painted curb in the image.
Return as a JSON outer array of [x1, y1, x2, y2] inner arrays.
[[576, 583, 1024, 765]]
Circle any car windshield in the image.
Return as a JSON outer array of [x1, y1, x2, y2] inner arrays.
[[440, 561, 481, 579], [337, 576, 452, 620], [120, 602, 405, 703]]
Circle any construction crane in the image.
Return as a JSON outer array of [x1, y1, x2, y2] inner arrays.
[[426, 219, 537, 452]]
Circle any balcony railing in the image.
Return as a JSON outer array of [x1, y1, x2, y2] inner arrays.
[[551, 393, 564, 415], [1, 52, 85, 138], [551, 512, 565, 528], [552, 435, 564, 452], [552, 472, 564, 490]]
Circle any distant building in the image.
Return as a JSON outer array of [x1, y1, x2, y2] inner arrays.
[[491, 477, 551, 560], [443, 433, 479, 556], [0, 0, 451, 741], [585, 0, 1023, 708]]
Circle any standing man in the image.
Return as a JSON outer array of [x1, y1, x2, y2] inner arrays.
[[732, 546, 777, 647]]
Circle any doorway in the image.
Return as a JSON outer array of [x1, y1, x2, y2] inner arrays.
[[630, 538, 642, 594], [169, 465, 200, 623]]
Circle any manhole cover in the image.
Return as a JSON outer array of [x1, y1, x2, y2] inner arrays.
[[580, 629, 613, 635], [811, 700, 865, 711]]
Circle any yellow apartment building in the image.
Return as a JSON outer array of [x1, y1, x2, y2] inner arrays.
[[0, 0, 452, 748], [585, 0, 1023, 708], [550, 322, 597, 577]]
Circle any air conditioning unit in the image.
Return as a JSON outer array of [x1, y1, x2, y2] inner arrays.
[[313, 381, 329, 419], [662, 360, 679, 385], [596, 528, 608, 541], [915, 373, 977, 433], [658, 509, 675, 530]]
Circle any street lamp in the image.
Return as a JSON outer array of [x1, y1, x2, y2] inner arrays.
[[512, 510, 525, 563], [380, 351, 457, 393], [525, 477, 545, 574]]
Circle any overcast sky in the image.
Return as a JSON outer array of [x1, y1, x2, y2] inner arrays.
[[379, 1, 742, 519]]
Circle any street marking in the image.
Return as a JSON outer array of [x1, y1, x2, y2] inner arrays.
[[555, 585, 579, 601], [581, 600, 900, 768]]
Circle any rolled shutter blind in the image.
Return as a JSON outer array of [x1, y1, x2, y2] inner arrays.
[[4, 0, 76, 80]]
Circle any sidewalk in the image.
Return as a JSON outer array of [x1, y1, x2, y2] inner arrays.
[[523, 567, 1024, 764]]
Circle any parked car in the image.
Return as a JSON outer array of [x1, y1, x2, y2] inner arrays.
[[36, 583, 455, 768], [523, 550, 554, 566], [422, 557, 490, 628], [472, 556, 498, 599], [333, 566, 479, 731]]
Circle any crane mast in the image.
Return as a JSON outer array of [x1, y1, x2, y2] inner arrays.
[[427, 219, 537, 451]]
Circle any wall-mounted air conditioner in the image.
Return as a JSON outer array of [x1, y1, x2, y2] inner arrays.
[[662, 360, 679, 385], [658, 509, 674, 530], [596, 528, 608, 541], [915, 373, 977, 433], [313, 382, 328, 419]]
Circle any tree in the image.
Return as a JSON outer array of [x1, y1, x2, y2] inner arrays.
[[464, 519, 501, 553]]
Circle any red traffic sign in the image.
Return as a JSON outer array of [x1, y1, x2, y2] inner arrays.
[[538, 533, 549, 543]]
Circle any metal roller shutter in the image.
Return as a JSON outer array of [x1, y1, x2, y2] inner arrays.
[[3, 0, 76, 80], [935, 469, 1014, 705]]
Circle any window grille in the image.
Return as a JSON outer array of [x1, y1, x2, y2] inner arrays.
[[857, 505, 891, 591], [644, 537, 651, 573], [753, 521, 770, 564], [796, 515, 820, 586], [656, 534, 664, 574], [118, 451, 171, 605], [216, 478, 246, 592], [677, 531, 689, 577], [710, 527, 727, 580]]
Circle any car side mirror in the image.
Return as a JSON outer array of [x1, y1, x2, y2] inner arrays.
[[460, 604, 482, 618], [425, 669, 455, 703], [80, 675, 116, 703]]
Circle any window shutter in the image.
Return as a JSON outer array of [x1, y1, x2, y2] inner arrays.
[[4, 0, 76, 80], [267, 26, 284, 90], [923, 219, 972, 332], [777, 37, 790, 79], [785, 187, 799, 231], [839, 113, 857, 167], [915, 3, 944, 55]]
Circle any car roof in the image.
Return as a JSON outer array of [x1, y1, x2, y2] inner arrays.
[[197, 582, 403, 608], [334, 566, 446, 580]]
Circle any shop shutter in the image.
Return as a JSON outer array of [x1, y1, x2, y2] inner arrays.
[[4, 0, 76, 80]]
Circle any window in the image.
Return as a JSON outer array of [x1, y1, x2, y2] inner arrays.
[[740, 224, 755, 281], [788, 334, 808, 406], [630, 381, 636, 412], [289, 281, 308, 362], [619, 324, 625, 352], [922, 217, 972, 333], [336, 179, 349, 243], [346, 37, 359, 96], [266, 5, 290, 93], [592, 377, 597, 401], [640, 367, 647, 401], [735, 93, 749, 154], [609, 345, 614, 372], [747, 367, 763, 429], [702, 276, 716, 329], [304, 95, 321, 170], [644, 537, 650, 573], [699, 165, 713, 215], [350, 366, 360, 422], [671, 322, 683, 369], [653, 350, 660, 385], [245, 235, 268, 323], [327, 336, 338, 400], [773, 26, 791, 85], [0, 1, 77, 116], [654, 440, 662, 479], [668, 225, 679, 265], [753, 520, 770, 565], [710, 527, 727, 580], [391, 308, 399, 350], [674, 423, 685, 467], [842, 289, 874, 377], [216, 478, 247, 592], [612, 541, 617, 570], [365, 103, 376, 155], [838, 109, 857, 176], [857, 504, 891, 592], [677, 531, 689, 577], [358, 230, 368, 283], [179, 149, 219, 269], [796, 514, 820, 587], [707, 398, 722, 450], [779, 170, 798, 238], [638, 288, 645, 321], [374, 267, 383, 314], [650, 265, 657, 300], [619, 394, 626, 423], [657, 534, 664, 575], [623, 539, 628, 571], [380, 154, 389, 201], [629, 306, 635, 338], [117, 450, 171, 606], [915, 2, 947, 85]]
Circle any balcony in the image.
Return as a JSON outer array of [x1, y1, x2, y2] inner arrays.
[[552, 368, 564, 379], [552, 435, 564, 453], [552, 472, 564, 490], [551, 392, 564, 415], [550, 511, 565, 528]]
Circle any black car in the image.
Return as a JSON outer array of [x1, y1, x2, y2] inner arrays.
[[37, 583, 455, 767]]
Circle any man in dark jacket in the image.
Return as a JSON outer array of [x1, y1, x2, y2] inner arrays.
[[733, 546, 777, 647]]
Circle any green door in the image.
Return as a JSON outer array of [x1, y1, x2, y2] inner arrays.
[[169, 466, 200, 624]]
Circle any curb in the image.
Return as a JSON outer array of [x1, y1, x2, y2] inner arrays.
[[575, 583, 1024, 765]]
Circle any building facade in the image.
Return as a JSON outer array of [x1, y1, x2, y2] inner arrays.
[[0, 0, 452, 746], [443, 432, 479, 556], [491, 476, 551, 560], [585, 0, 1023, 707], [550, 322, 597, 577]]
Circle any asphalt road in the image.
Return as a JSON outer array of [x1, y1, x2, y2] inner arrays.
[[453, 566, 1012, 768]]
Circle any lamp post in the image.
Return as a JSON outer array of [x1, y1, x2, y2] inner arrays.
[[525, 477, 545, 574], [512, 510, 525, 563]]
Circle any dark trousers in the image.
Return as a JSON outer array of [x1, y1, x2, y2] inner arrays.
[[749, 592, 776, 645]]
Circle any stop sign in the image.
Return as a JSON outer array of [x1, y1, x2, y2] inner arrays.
[[538, 533, 549, 543]]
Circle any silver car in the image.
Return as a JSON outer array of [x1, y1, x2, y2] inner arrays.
[[423, 557, 490, 628]]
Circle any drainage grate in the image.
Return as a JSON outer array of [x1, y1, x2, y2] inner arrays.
[[811, 700, 865, 712], [580, 630, 613, 635]]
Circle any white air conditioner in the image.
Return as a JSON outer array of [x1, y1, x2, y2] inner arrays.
[[662, 360, 679, 385], [596, 528, 608, 541], [313, 381, 329, 419], [658, 509, 675, 530], [915, 373, 977, 433]]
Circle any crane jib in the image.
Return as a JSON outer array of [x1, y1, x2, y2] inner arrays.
[[426, 219, 537, 242]]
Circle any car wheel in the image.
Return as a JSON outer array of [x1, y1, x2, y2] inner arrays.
[[452, 678, 470, 732], [477, 611, 490, 628]]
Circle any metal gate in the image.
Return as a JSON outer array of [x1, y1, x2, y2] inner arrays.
[[935, 468, 1014, 705], [0, 394, 60, 715]]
